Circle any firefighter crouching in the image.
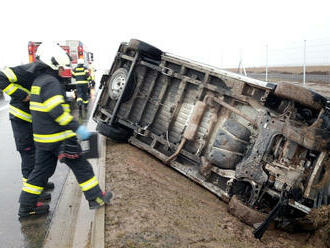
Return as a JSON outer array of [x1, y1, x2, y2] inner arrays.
[[0, 63, 54, 201], [18, 43, 112, 217], [72, 58, 90, 111]]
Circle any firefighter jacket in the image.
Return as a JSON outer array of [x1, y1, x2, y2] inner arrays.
[[30, 69, 79, 150], [0, 63, 42, 123], [72, 64, 90, 84]]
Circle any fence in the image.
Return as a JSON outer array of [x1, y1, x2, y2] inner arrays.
[[227, 37, 330, 85]]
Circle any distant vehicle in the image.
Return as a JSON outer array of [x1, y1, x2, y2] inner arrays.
[[93, 39, 330, 239], [28, 40, 94, 90]]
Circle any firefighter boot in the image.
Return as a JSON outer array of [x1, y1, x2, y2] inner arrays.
[[89, 191, 113, 209], [38, 192, 51, 201], [18, 202, 49, 218], [44, 181, 55, 191]]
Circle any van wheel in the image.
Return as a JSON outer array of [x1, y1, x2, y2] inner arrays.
[[96, 122, 133, 142], [107, 68, 136, 103], [128, 39, 163, 62]]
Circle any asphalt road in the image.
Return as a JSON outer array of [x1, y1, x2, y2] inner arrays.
[[0, 99, 69, 248]]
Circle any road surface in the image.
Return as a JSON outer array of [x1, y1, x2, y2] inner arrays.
[[0, 99, 69, 248]]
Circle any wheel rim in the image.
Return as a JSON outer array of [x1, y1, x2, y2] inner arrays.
[[110, 73, 126, 99]]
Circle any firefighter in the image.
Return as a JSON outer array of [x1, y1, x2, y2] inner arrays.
[[0, 63, 54, 201], [72, 58, 90, 112], [18, 43, 112, 217]]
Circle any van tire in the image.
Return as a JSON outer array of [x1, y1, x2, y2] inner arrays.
[[128, 39, 162, 62], [108, 68, 136, 103]]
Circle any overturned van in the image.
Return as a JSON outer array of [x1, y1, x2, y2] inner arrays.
[[93, 39, 330, 238]]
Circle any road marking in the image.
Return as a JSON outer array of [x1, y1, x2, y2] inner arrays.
[[0, 104, 9, 112]]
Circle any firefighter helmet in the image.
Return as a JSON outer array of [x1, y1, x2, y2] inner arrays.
[[36, 42, 71, 71], [77, 58, 84, 65]]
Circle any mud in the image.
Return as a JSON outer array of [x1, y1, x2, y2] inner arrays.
[[104, 141, 329, 248]]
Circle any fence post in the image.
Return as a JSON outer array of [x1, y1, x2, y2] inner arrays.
[[266, 44, 268, 82], [303, 40, 306, 86]]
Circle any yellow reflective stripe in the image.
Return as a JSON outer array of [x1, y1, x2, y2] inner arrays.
[[33, 130, 76, 143], [44, 95, 65, 111], [22, 182, 43, 195], [4, 83, 30, 95], [55, 112, 73, 126], [77, 98, 83, 102], [22, 178, 27, 182], [31, 86, 41, 95], [9, 105, 32, 122], [79, 176, 99, 191], [76, 68, 84, 71], [30, 102, 46, 111], [95, 197, 104, 205], [15, 84, 30, 94], [76, 80, 89, 84], [30, 95, 64, 112], [74, 72, 88, 76], [83, 100, 89, 104], [62, 104, 70, 113], [1, 67, 17, 82], [3, 83, 18, 95]]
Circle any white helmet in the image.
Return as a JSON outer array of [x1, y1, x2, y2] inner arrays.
[[77, 58, 84, 65], [36, 42, 71, 70]]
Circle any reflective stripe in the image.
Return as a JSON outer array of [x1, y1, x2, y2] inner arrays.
[[74, 72, 88, 76], [22, 178, 27, 182], [77, 97, 83, 102], [4, 83, 30, 95], [55, 112, 73, 126], [3, 83, 18, 95], [16, 84, 30, 94], [83, 100, 89, 104], [22, 182, 43, 195], [9, 105, 32, 122], [79, 176, 99, 192], [30, 95, 64, 112], [76, 68, 84, 71], [62, 104, 70, 113], [31, 86, 41, 95], [76, 80, 89, 84], [1, 67, 17, 82], [33, 130, 76, 143]]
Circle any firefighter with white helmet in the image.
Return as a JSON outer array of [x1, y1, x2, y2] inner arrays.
[[18, 42, 112, 217]]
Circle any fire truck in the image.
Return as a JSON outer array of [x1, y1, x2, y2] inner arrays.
[[28, 40, 94, 89]]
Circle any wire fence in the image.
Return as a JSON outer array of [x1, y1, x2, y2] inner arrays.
[[229, 37, 330, 85]]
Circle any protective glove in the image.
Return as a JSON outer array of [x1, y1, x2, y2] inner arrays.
[[76, 125, 91, 140]]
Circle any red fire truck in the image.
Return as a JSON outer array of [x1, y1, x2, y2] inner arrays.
[[28, 40, 94, 88]]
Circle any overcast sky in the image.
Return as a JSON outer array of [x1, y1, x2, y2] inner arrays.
[[1, 0, 330, 70]]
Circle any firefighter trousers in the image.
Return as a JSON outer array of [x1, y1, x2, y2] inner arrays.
[[76, 84, 89, 106], [19, 140, 102, 206], [10, 118, 35, 180]]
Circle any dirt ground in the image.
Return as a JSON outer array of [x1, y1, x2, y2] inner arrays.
[[104, 83, 330, 248], [104, 142, 329, 248]]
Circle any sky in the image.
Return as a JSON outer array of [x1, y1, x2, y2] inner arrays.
[[1, 0, 330, 71]]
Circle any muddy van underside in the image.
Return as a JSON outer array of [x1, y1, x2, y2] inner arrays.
[[94, 39, 330, 238]]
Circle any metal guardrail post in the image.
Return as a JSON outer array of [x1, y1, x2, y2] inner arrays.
[[266, 44, 268, 82], [303, 40, 306, 86]]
